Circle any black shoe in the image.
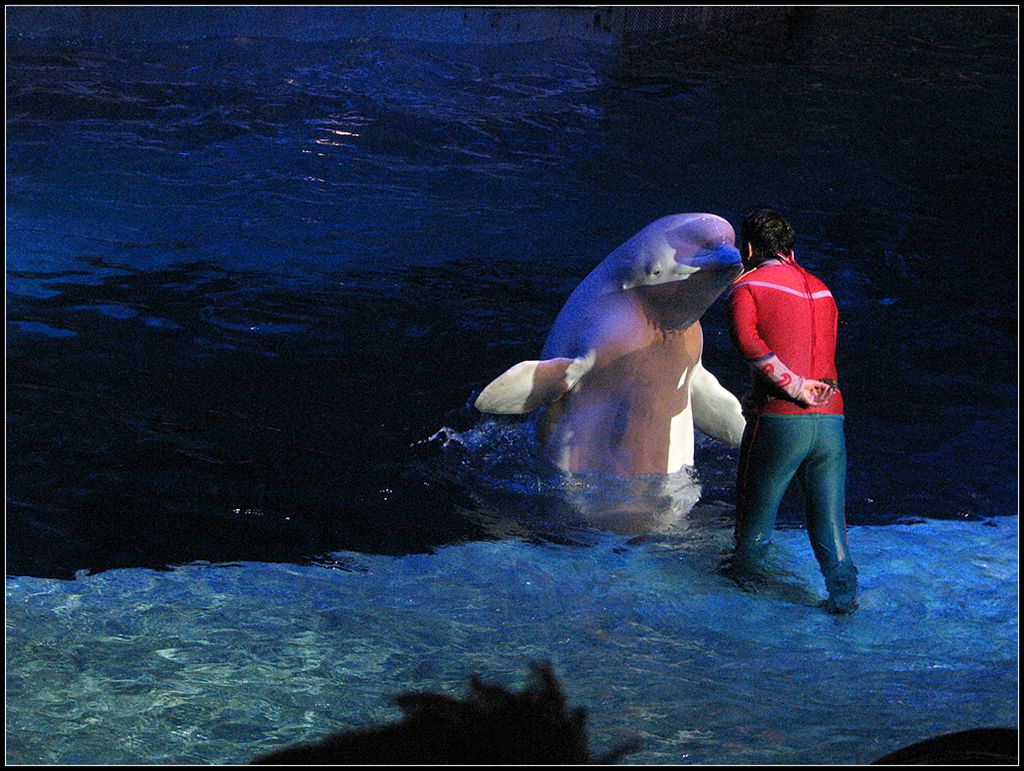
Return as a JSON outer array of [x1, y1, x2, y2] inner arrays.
[[822, 594, 858, 614], [720, 550, 771, 593], [823, 561, 858, 614]]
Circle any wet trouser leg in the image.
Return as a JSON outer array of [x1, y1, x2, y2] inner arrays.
[[734, 414, 811, 568], [795, 415, 849, 570], [795, 415, 857, 611], [734, 414, 857, 610]]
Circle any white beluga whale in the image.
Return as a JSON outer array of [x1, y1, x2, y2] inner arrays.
[[474, 212, 746, 478]]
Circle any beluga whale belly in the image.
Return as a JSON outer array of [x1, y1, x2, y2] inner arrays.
[[474, 212, 747, 477]]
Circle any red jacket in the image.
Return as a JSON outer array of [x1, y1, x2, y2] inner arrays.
[[727, 257, 844, 416]]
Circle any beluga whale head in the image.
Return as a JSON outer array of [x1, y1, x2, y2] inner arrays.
[[612, 212, 743, 331]]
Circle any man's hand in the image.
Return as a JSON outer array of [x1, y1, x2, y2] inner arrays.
[[751, 353, 837, 408], [796, 379, 835, 407]]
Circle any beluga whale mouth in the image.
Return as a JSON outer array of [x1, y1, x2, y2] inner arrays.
[[675, 243, 743, 272]]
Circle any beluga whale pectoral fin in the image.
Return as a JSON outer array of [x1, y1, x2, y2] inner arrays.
[[690, 358, 746, 448], [474, 354, 595, 414]]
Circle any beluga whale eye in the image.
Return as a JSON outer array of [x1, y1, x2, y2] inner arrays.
[[644, 259, 664, 278]]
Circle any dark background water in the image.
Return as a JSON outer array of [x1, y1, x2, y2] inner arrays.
[[6, 7, 1017, 579]]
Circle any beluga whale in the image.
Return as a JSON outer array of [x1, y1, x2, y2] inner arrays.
[[474, 212, 747, 477]]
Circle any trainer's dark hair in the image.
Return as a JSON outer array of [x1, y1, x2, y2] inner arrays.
[[740, 209, 796, 265]]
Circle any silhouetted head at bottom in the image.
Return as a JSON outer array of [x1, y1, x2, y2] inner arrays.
[[871, 727, 1018, 765], [252, 662, 638, 765]]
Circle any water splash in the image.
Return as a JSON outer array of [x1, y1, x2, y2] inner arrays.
[[421, 416, 704, 538]]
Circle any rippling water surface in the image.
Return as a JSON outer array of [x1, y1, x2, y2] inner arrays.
[[6, 6, 1018, 764], [6, 517, 1018, 764]]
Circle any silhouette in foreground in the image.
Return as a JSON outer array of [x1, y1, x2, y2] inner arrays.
[[252, 662, 639, 765], [252, 660, 1017, 765], [871, 727, 1018, 765]]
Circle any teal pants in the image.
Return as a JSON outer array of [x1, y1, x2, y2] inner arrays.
[[734, 413, 855, 591]]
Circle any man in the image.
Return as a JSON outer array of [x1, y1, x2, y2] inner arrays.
[[725, 208, 858, 614]]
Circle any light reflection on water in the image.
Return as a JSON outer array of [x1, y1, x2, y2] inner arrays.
[[5, 516, 1018, 765]]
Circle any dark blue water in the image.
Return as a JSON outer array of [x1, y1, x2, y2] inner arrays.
[[6, 6, 1018, 765]]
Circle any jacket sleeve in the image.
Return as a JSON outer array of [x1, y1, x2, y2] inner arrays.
[[727, 285, 772, 362], [728, 284, 808, 401]]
